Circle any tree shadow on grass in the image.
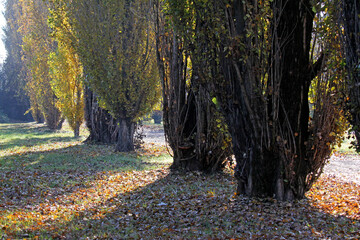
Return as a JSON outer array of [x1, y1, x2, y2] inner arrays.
[[1, 123, 358, 239], [0, 122, 77, 151], [0, 143, 170, 213], [7, 169, 360, 239], [0, 136, 78, 152], [0, 122, 51, 135]]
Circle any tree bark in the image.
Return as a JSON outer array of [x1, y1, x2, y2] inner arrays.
[[154, 0, 232, 172], [215, 0, 323, 200], [115, 118, 135, 152], [74, 121, 80, 138], [84, 86, 119, 144], [275, 0, 315, 200], [341, 0, 360, 150]]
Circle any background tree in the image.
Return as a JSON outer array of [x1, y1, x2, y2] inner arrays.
[[18, 0, 63, 129], [48, 0, 119, 143], [68, 0, 160, 151], [48, 5, 84, 137], [0, 0, 33, 122], [83, 86, 119, 144], [48, 48, 84, 137], [154, 0, 232, 172]]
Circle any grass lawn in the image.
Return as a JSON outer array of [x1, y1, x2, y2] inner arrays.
[[0, 122, 359, 239]]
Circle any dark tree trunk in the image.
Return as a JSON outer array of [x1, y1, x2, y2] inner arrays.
[[341, 0, 360, 150], [56, 117, 65, 130], [214, 0, 324, 200], [215, 0, 275, 198], [32, 107, 44, 124], [271, 0, 316, 200], [154, 1, 232, 172], [74, 122, 80, 138], [115, 118, 135, 152], [44, 100, 63, 131], [84, 86, 119, 144]]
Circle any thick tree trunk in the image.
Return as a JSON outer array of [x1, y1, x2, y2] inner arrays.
[[215, 0, 320, 200], [115, 118, 135, 152], [217, 0, 274, 198], [84, 86, 118, 144], [270, 0, 316, 200], [154, 1, 231, 172], [56, 117, 65, 130], [341, 0, 360, 150]]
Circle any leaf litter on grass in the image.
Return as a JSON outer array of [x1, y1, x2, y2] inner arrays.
[[0, 123, 359, 239]]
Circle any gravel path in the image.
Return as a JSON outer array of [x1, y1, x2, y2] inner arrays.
[[324, 154, 360, 185], [143, 127, 166, 145], [143, 125, 360, 185]]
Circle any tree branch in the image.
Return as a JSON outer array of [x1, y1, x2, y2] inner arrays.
[[309, 53, 325, 81]]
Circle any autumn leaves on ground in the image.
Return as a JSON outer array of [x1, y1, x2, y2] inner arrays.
[[0, 123, 359, 239]]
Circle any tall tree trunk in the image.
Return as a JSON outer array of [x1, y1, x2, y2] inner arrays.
[[215, 0, 325, 200], [115, 118, 135, 152], [74, 122, 80, 138], [271, 0, 316, 200], [341, 0, 360, 150], [31, 104, 44, 123], [154, 0, 232, 172], [84, 86, 118, 144], [43, 99, 63, 131]]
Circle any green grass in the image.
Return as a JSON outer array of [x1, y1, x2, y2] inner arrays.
[[0, 122, 171, 195]]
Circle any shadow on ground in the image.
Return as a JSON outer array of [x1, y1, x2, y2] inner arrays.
[[1, 123, 359, 239], [8, 169, 360, 239]]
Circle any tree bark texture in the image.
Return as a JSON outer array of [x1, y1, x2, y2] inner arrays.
[[215, 0, 328, 200], [154, 1, 232, 172], [115, 118, 135, 152], [341, 0, 360, 150], [84, 86, 119, 144]]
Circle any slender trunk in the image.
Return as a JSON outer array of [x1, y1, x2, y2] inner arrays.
[[56, 117, 65, 130], [74, 122, 80, 138], [115, 118, 135, 152]]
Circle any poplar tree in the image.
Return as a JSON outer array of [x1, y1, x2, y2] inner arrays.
[[69, 0, 161, 151], [163, 0, 346, 200], [48, 6, 84, 137], [154, 0, 232, 171], [18, 0, 63, 129]]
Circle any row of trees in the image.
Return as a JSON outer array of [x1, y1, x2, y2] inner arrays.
[[157, 0, 358, 200], [1, 0, 358, 200], [2, 0, 161, 151]]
